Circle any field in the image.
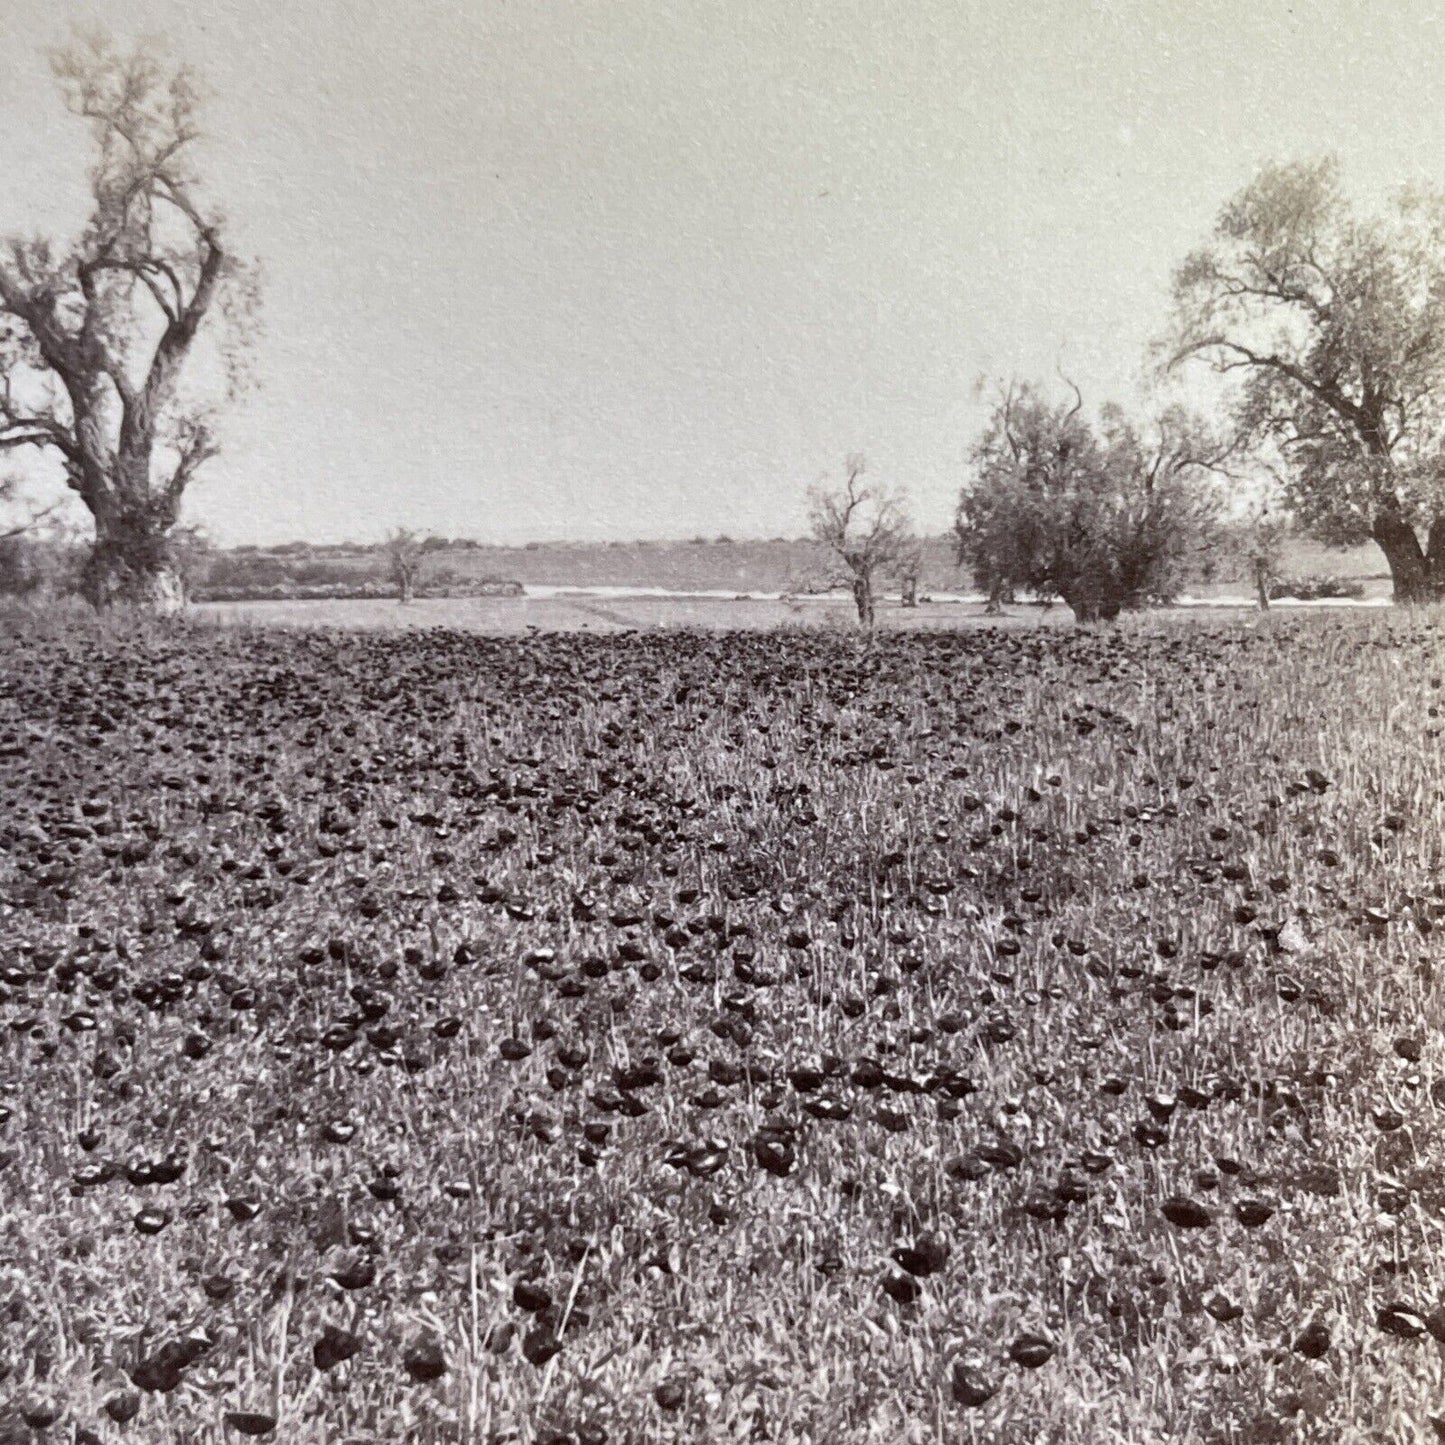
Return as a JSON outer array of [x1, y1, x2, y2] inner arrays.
[[192, 595, 1075, 637], [4, 609, 1445, 1443], [191, 587, 1390, 640]]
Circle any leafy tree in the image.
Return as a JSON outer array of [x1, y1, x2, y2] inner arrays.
[[0, 34, 260, 611], [956, 383, 1226, 622], [808, 454, 913, 627], [169, 523, 214, 600], [0, 534, 40, 597], [1236, 500, 1290, 611], [1169, 157, 1445, 603], [385, 527, 424, 604], [896, 538, 923, 608]]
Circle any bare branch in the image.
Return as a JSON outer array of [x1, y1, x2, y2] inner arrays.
[[0, 498, 62, 541], [1056, 368, 1084, 425]]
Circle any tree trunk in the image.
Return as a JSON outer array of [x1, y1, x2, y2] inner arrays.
[[900, 572, 918, 608], [81, 517, 185, 613], [852, 573, 875, 628], [1372, 510, 1445, 604], [1254, 560, 1271, 611], [1427, 514, 1445, 593], [398, 573, 415, 605], [1064, 579, 1121, 624]]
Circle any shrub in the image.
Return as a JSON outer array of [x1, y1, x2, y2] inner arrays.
[[0, 537, 40, 596], [957, 384, 1224, 621], [1269, 573, 1367, 601]]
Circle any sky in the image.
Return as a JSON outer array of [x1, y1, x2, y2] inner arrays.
[[1, 0, 1443, 546]]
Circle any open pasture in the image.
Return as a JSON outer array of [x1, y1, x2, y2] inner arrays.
[[4, 613, 1445, 1442], [191, 594, 1064, 636], [192, 587, 1387, 639]]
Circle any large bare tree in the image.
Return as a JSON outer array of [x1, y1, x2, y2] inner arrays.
[[0, 35, 259, 610], [1168, 157, 1445, 603], [808, 454, 913, 628]]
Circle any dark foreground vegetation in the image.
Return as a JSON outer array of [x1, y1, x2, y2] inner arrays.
[[3, 614, 1445, 1443]]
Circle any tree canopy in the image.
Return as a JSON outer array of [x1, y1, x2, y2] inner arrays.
[[1169, 157, 1445, 601], [956, 384, 1226, 622], [0, 34, 259, 608]]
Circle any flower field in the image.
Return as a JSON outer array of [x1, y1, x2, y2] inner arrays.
[[3, 611, 1445, 1443]]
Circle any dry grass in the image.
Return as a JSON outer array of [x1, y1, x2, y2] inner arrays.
[[190, 594, 1072, 635], [2, 608, 1444, 1443]]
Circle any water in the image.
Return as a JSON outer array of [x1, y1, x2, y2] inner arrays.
[[519, 582, 1392, 609]]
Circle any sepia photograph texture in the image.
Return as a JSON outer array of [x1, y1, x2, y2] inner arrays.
[[2, 3, 1445, 1441]]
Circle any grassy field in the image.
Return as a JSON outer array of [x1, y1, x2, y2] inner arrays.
[[192, 595, 1072, 636], [192, 587, 1390, 638], [3, 609, 1445, 1443]]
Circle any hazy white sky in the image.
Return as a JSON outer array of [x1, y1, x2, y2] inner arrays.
[[1, 0, 1442, 545]]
